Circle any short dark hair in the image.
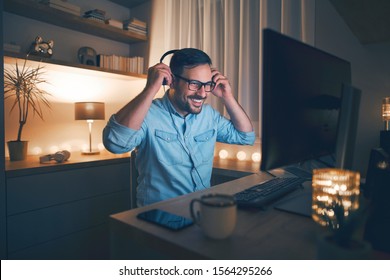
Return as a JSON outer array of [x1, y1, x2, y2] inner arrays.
[[170, 48, 212, 75]]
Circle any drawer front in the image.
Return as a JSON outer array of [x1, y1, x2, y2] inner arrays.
[[8, 224, 110, 260], [7, 190, 129, 253], [7, 162, 130, 215]]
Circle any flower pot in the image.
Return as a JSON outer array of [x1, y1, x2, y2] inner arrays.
[[7, 141, 28, 161], [317, 233, 372, 260]]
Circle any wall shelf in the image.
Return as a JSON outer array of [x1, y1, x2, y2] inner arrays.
[[4, 52, 147, 80], [4, 0, 147, 44], [109, 0, 150, 9]]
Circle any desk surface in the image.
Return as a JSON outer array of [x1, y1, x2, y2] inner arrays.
[[110, 172, 319, 260], [5, 151, 131, 177], [5, 153, 257, 178]]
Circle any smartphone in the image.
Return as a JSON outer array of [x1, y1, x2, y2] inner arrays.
[[136, 209, 194, 231]]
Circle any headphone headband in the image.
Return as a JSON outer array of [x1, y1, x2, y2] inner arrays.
[[160, 49, 179, 63]]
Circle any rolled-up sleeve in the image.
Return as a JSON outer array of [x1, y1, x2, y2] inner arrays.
[[215, 113, 256, 145], [234, 130, 256, 145], [102, 115, 142, 153]]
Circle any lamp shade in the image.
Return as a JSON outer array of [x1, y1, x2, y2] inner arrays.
[[75, 102, 105, 120], [312, 168, 360, 227]]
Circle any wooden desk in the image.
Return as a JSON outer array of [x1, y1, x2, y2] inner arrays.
[[109, 172, 319, 260]]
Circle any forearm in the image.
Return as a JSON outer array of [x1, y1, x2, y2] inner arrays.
[[115, 62, 171, 130], [211, 68, 253, 133], [223, 95, 253, 132], [115, 87, 157, 130]]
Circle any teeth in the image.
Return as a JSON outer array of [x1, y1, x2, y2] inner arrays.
[[193, 99, 203, 102]]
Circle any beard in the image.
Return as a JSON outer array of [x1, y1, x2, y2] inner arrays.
[[174, 93, 206, 115]]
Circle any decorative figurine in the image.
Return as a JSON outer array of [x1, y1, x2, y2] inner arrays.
[[30, 36, 54, 57], [78, 46, 97, 66]]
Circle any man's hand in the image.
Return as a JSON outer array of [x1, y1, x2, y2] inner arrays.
[[211, 68, 233, 99], [210, 68, 253, 132], [145, 63, 173, 94]]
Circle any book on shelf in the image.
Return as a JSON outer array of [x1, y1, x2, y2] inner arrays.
[[123, 17, 147, 28], [83, 16, 106, 24], [83, 9, 106, 22], [123, 18, 147, 32], [84, 8, 106, 16], [97, 54, 144, 74], [124, 26, 147, 36]]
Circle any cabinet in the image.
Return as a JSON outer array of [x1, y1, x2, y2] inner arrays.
[[6, 156, 131, 259], [3, 0, 150, 77]]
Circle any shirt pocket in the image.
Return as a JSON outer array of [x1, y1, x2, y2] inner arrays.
[[155, 129, 184, 166], [194, 129, 215, 163]]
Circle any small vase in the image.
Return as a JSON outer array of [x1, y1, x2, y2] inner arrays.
[[317, 233, 372, 260], [7, 141, 28, 161]]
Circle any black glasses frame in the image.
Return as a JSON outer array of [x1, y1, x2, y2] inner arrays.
[[174, 74, 216, 92]]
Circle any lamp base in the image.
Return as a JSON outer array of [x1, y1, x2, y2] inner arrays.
[[81, 150, 100, 155]]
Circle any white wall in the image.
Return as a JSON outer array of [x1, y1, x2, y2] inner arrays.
[[315, 0, 390, 176]]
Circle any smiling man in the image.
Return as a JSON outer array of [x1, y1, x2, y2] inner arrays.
[[103, 48, 255, 207]]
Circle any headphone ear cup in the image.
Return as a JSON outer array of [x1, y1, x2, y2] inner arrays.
[[53, 152, 66, 163], [53, 150, 71, 163], [62, 150, 71, 161], [160, 49, 179, 86]]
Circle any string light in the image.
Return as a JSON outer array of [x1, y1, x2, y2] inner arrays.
[[236, 151, 247, 161], [219, 149, 229, 159], [251, 152, 261, 162]]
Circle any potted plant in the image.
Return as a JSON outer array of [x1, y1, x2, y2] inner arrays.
[[317, 196, 372, 259], [3, 56, 51, 161]]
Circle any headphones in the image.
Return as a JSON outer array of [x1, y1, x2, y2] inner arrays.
[[160, 49, 179, 85], [40, 150, 71, 164]]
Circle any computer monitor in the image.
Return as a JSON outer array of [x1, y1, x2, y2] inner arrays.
[[260, 29, 352, 171]]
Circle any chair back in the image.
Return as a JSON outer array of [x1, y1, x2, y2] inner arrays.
[[130, 149, 138, 208]]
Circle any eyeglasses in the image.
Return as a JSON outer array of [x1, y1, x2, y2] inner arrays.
[[174, 74, 216, 92]]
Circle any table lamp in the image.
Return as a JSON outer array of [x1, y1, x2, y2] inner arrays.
[[75, 102, 105, 155], [381, 97, 390, 153], [311, 168, 360, 228]]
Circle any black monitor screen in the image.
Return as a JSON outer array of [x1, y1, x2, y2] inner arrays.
[[260, 29, 351, 171]]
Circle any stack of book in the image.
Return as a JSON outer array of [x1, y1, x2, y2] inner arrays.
[[40, 0, 81, 16], [97, 54, 144, 74], [83, 9, 106, 23], [123, 18, 147, 36]]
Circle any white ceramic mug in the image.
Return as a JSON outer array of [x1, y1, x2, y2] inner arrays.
[[190, 193, 237, 239]]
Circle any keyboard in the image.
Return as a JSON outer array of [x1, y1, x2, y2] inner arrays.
[[234, 177, 306, 208]]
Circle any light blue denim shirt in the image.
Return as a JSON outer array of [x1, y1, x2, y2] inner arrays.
[[103, 93, 255, 206]]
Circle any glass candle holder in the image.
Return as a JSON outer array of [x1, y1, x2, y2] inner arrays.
[[312, 168, 360, 227]]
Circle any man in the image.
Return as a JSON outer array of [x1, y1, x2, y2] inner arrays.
[[103, 48, 255, 207]]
